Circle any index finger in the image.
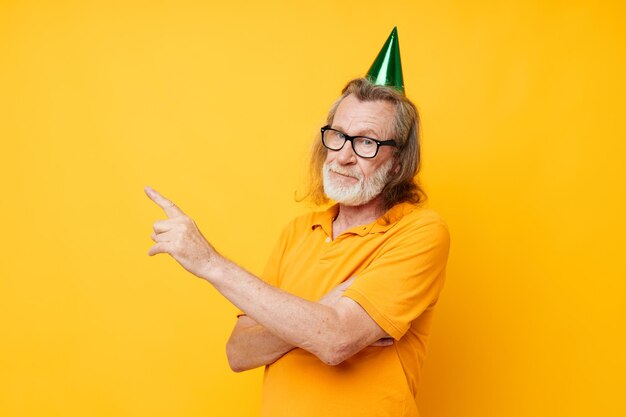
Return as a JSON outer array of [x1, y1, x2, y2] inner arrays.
[[144, 186, 185, 218]]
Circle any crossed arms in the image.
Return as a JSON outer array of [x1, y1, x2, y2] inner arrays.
[[226, 277, 393, 371]]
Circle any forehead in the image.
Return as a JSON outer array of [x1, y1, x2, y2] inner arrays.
[[332, 94, 395, 138]]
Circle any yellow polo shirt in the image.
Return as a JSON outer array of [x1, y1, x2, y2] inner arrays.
[[254, 202, 450, 417]]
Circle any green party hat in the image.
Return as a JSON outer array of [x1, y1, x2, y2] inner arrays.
[[366, 27, 405, 94]]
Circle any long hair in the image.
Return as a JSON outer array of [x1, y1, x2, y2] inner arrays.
[[304, 78, 426, 210]]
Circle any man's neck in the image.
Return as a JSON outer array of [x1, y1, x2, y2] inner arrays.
[[332, 196, 386, 239]]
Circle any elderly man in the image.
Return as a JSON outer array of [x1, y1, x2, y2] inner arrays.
[[146, 28, 449, 417]]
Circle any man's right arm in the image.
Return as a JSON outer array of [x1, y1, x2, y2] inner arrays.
[[225, 277, 393, 372], [226, 315, 294, 372], [224, 277, 358, 372]]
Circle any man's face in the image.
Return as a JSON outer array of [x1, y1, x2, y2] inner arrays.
[[323, 94, 397, 206]]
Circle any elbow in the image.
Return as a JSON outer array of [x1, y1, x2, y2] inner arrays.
[[227, 358, 246, 373], [229, 362, 247, 373], [225, 343, 247, 373], [318, 340, 353, 366], [312, 323, 359, 366], [321, 354, 346, 366]]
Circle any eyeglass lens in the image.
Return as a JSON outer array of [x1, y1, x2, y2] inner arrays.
[[323, 130, 379, 158]]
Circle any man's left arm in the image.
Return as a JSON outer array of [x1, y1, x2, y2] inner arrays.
[[209, 256, 392, 366], [225, 277, 393, 372], [145, 187, 391, 365]]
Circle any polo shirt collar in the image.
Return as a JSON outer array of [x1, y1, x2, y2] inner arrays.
[[311, 202, 416, 237], [311, 204, 338, 237]]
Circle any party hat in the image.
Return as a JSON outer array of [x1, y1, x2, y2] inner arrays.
[[366, 27, 404, 94]]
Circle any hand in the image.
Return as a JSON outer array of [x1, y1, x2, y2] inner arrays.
[[318, 277, 356, 306], [370, 338, 394, 347], [145, 186, 219, 279]]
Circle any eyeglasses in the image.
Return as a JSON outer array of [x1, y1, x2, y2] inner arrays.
[[321, 125, 397, 159]]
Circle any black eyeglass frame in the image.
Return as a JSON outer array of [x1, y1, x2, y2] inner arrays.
[[320, 125, 398, 159]]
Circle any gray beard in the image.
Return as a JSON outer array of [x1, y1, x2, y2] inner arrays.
[[322, 158, 394, 206]]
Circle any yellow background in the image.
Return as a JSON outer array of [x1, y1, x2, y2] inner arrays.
[[1, 1, 625, 416]]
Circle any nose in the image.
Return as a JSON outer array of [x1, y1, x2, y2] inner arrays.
[[335, 140, 358, 165]]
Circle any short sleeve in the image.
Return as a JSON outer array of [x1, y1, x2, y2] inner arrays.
[[343, 215, 450, 340]]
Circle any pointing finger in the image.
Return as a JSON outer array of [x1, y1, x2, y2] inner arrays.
[[144, 186, 185, 218]]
